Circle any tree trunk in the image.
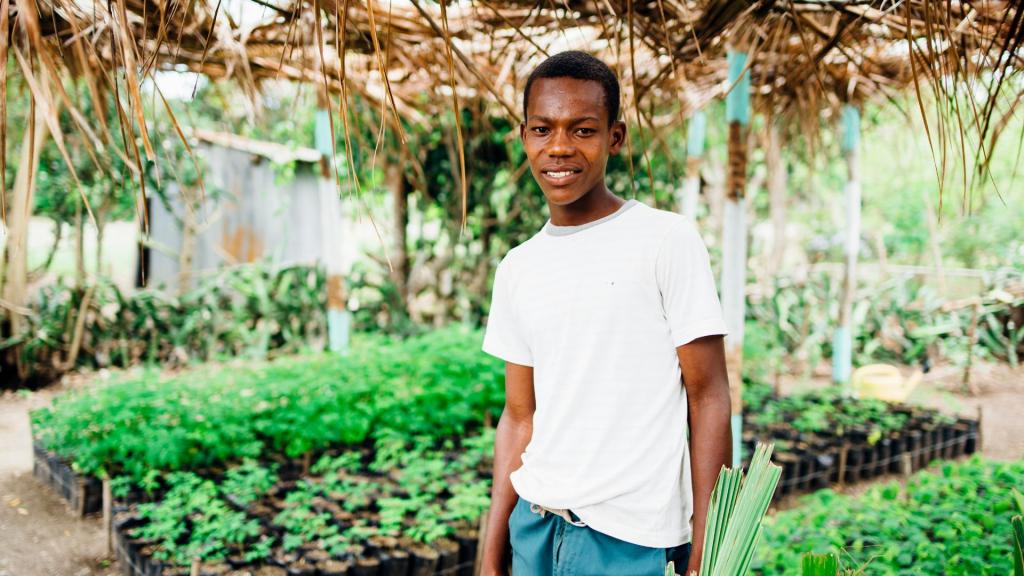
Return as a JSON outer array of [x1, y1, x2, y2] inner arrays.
[[4, 100, 50, 336], [75, 199, 85, 288], [387, 162, 409, 310], [95, 220, 105, 278], [766, 122, 788, 278]]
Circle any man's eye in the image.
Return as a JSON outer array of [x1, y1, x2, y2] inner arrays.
[[576, 128, 596, 136], [531, 127, 549, 134]]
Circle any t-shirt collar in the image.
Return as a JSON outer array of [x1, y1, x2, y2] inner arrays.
[[544, 199, 639, 236]]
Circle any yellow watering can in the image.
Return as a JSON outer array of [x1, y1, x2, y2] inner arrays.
[[851, 364, 923, 403]]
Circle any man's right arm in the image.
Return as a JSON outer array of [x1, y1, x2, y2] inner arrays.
[[479, 361, 535, 576]]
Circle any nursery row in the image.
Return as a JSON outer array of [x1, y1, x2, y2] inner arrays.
[[742, 388, 980, 497], [754, 456, 1024, 574], [31, 328, 505, 483], [113, 431, 494, 575], [33, 333, 980, 516]]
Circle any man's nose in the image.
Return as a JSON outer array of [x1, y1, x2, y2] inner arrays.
[[547, 130, 574, 157]]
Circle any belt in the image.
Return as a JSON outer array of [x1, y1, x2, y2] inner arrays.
[[529, 502, 588, 527]]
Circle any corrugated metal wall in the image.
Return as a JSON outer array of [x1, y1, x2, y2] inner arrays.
[[145, 143, 335, 290]]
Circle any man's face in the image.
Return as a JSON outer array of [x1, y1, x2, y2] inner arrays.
[[520, 77, 626, 207]]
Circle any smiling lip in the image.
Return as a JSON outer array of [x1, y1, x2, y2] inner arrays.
[[540, 168, 583, 186]]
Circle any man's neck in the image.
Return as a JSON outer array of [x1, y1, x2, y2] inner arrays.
[[548, 186, 625, 227]]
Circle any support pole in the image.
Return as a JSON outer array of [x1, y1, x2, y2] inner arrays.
[[766, 122, 788, 277], [680, 110, 706, 218], [316, 106, 350, 354], [834, 104, 861, 392], [3, 101, 49, 337], [723, 51, 750, 469]]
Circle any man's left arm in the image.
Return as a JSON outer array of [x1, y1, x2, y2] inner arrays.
[[677, 334, 732, 575]]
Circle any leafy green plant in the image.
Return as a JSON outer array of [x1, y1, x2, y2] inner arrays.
[[222, 460, 278, 505], [131, 472, 270, 566], [755, 457, 1024, 574], [1013, 488, 1024, 576], [700, 443, 782, 576], [801, 553, 840, 576], [5, 263, 328, 385], [32, 327, 503, 482]]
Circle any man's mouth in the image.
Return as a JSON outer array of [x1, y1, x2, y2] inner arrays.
[[541, 168, 583, 186]]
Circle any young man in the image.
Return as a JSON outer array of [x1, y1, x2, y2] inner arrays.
[[479, 51, 732, 576]]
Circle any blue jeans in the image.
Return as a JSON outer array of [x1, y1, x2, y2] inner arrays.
[[509, 497, 692, 576]]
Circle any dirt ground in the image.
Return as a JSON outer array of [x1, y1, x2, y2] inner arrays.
[[0, 377, 119, 576], [0, 360, 1021, 575]]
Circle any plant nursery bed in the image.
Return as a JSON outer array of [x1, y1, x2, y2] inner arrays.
[[742, 392, 980, 500], [105, 432, 493, 576], [32, 440, 104, 516]]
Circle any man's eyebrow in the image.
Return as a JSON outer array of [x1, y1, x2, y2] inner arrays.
[[526, 115, 602, 124]]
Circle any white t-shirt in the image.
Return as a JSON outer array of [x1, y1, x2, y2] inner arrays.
[[482, 199, 728, 549]]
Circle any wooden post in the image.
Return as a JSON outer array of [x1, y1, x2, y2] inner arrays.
[[388, 161, 409, 309], [766, 122, 788, 276], [102, 477, 112, 555], [3, 100, 50, 337], [473, 507, 490, 576], [833, 104, 861, 393], [900, 452, 914, 478], [315, 105, 350, 354], [963, 302, 980, 394], [723, 50, 750, 469], [837, 445, 849, 487], [680, 110, 706, 218], [976, 405, 984, 453]]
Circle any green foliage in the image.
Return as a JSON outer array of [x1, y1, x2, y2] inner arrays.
[[802, 553, 840, 576], [754, 457, 1024, 574], [750, 388, 909, 439], [701, 443, 782, 576], [222, 460, 278, 506], [31, 327, 503, 482], [747, 272, 1024, 370], [4, 263, 327, 383], [1013, 515, 1024, 576], [132, 472, 269, 566]]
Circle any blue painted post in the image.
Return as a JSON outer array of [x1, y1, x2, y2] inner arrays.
[[680, 111, 707, 218], [834, 105, 861, 392], [316, 107, 351, 354], [722, 50, 750, 469]]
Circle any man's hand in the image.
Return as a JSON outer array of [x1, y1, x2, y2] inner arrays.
[[478, 361, 535, 576], [677, 334, 732, 576]]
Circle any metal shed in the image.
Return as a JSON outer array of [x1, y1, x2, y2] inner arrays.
[[141, 129, 344, 291]]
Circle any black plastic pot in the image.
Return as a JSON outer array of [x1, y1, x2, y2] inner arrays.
[[378, 549, 409, 576], [905, 430, 923, 472], [434, 538, 459, 574], [407, 544, 440, 576], [888, 434, 906, 474], [350, 555, 381, 576], [319, 559, 351, 576], [454, 530, 478, 576], [843, 444, 862, 484], [812, 451, 835, 489]]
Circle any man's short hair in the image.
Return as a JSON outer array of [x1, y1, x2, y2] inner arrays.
[[523, 51, 620, 126]]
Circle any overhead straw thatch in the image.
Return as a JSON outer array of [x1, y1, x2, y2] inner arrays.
[[3, 1, 1021, 199]]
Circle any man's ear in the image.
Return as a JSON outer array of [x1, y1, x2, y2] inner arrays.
[[608, 120, 627, 154], [519, 122, 527, 142]]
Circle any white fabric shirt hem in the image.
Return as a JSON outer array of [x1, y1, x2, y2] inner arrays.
[[575, 507, 692, 549]]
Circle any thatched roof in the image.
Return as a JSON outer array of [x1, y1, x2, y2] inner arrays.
[[3, 0, 1022, 201]]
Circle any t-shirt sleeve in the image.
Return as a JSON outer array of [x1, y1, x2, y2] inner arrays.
[[482, 256, 533, 366], [655, 218, 729, 348]]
